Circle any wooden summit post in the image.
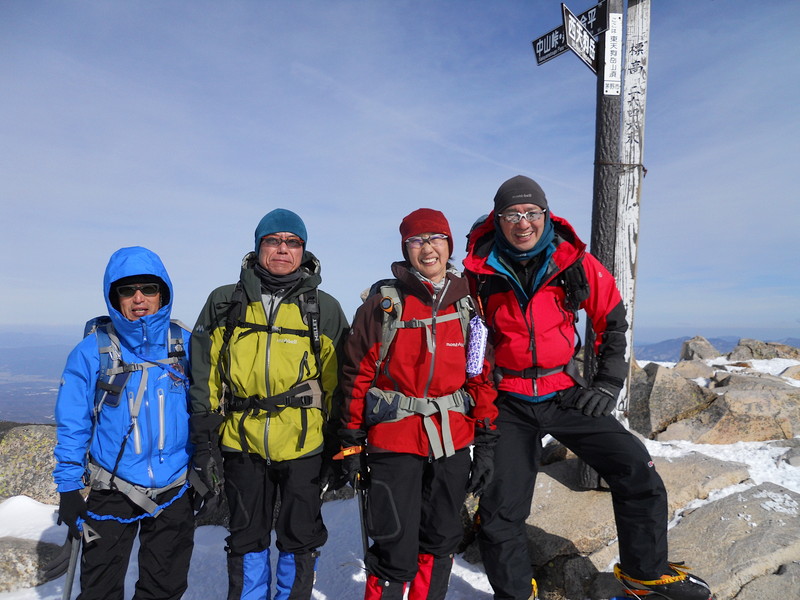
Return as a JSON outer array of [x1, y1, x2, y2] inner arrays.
[[532, 0, 650, 488]]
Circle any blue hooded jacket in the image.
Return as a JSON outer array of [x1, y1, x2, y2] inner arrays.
[[53, 247, 192, 492]]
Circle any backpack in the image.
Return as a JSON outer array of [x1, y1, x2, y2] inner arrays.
[[82, 316, 191, 513], [215, 281, 326, 453], [84, 315, 190, 414], [474, 258, 590, 387], [217, 281, 323, 388], [366, 278, 475, 373]]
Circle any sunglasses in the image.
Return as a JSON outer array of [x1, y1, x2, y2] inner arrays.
[[116, 283, 160, 298]]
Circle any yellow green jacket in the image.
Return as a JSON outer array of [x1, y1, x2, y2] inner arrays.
[[190, 252, 349, 461]]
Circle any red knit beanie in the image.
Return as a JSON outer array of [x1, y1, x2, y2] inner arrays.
[[399, 208, 454, 259]]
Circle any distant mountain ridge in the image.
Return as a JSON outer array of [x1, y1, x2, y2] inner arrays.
[[634, 336, 800, 362]]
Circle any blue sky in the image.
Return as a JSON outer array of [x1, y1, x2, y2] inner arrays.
[[1, 0, 798, 344]]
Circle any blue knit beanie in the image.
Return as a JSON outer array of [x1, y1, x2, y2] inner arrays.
[[254, 209, 308, 252]]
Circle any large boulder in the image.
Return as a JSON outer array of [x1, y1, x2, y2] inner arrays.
[[679, 336, 720, 361], [628, 362, 717, 437], [0, 537, 62, 593], [728, 338, 800, 361], [672, 359, 716, 380], [658, 387, 800, 444], [0, 425, 57, 504], [668, 482, 800, 600], [780, 364, 800, 380], [713, 370, 798, 391]]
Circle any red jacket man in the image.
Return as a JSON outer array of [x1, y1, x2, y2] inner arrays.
[[463, 175, 712, 600]]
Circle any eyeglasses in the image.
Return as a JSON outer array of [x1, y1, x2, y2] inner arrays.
[[261, 236, 304, 249], [117, 283, 160, 298], [405, 234, 449, 249], [500, 209, 547, 224]]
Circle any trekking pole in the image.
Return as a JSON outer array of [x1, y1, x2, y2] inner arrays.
[[354, 472, 369, 559]]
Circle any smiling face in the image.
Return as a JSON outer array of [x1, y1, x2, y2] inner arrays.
[[258, 231, 305, 276], [117, 284, 162, 321], [406, 232, 449, 283], [497, 203, 546, 253]]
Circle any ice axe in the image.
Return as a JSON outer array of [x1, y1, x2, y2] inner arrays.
[[42, 522, 100, 599]]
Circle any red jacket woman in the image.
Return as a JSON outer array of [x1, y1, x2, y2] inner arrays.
[[339, 208, 497, 600]]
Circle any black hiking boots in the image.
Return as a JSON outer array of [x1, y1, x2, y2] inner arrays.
[[613, 562, 713, 600]]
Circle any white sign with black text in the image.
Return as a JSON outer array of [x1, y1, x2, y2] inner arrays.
[[603, 12, 623, 95], [562, 4, 597, 73]]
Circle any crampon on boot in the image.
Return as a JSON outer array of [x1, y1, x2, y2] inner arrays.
[[613, 563, 713, 600]]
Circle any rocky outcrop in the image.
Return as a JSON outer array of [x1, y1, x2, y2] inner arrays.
[[0, 424, 57, 504], [680, 336, 721, 361], [628, 336, 800, 445], [0, 537, 62, 593], [728, 338, 800, 361], [628, 362, 717, 436], [658, 387, 800, 444]]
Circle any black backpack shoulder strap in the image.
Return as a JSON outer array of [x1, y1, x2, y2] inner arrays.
[[559, 257, 590, 313], [300, 288, 323, 374], [553, 257, 589, 356], [217, 281, 248, 389]]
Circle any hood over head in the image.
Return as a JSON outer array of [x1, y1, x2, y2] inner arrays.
[[103, 246, 174, 352]]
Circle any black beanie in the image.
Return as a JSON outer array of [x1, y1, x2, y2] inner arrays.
[[493, 175, 548, 214]]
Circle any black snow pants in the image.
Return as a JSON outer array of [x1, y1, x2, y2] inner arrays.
[[364, 449, 471, 584], [78, 485, 194, 600], [477, 393, 669, 600]]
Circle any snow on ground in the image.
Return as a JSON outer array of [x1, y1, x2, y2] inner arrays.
[[1, 357, 798, 599], [0, 495, 493, 599]]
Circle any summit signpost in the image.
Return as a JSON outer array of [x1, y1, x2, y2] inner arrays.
[[532, 0, 608, 65], [563, 4, 598, 72], [531, 0, 651, 489]]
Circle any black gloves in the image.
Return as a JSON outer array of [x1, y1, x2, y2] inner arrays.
[[468, 426, 499, 497], [560, 384, 621, 417], [58, 490, 88, 539], [193, 443, 223, 494], [340, 447, 367, 488], [190, 412, 224, 515], [319, 437, 348, 494]]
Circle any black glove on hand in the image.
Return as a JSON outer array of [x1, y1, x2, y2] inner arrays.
[[58, 490, 88, 539], [190, 412, 224, 508], [341, 448, 367, 488], [574, 385, 621, 417], [319, 438, 348, 493], [468, 445, 495, 496], [193, 442, 224, 496], [468, 426, 499, 496]]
